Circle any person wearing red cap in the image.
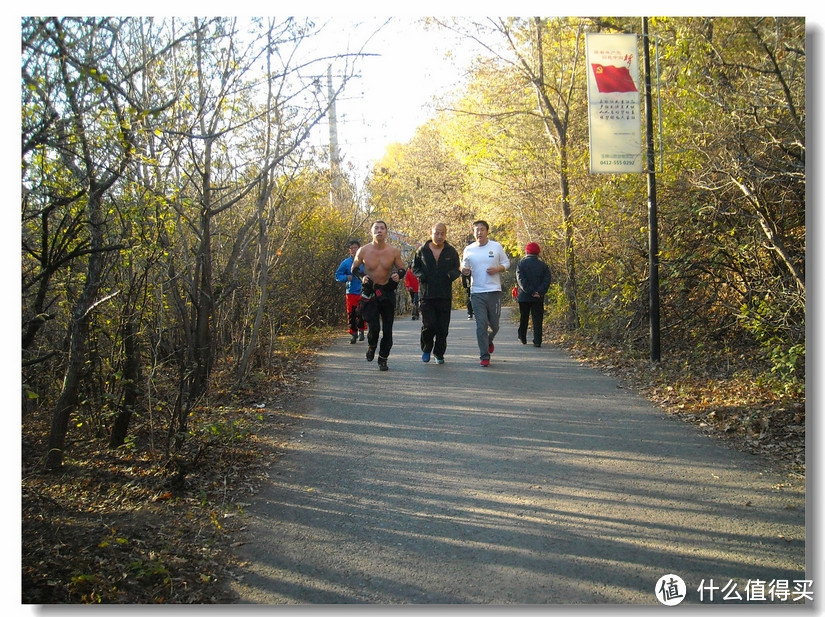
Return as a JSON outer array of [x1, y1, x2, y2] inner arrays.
[[515, 242, 552, 347]]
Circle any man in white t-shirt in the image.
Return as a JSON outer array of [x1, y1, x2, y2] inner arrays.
[[460, 220, 510, 367]]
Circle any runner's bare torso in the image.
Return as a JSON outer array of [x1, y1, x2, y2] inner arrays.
[[352, 222, 405, 285]]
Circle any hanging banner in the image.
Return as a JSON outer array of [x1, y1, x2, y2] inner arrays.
[[586, 33, 643, 174]]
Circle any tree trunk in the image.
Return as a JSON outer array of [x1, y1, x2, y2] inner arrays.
[[109, 318, 140, 448], [45, 192, 105, 470], [531, 17, 580, 329], [731, 176, 805, 292], [558, 153, 580, 329], [236, 201, 270, 381], [191, 207, 213, 401]]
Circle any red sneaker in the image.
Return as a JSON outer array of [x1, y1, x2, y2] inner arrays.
[[488, 342, 495, 354], [480, 358, 490, 367]]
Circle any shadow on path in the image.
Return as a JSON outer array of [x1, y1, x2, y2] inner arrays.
[[230, 308, 805, 604]]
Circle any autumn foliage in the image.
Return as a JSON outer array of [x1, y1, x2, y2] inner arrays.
[[21, 16, 804, 603]]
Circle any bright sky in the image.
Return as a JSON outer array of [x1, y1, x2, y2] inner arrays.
[[310, 16, 477, 177]]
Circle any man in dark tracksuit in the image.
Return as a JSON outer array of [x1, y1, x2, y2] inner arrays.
[[411, 223, 462, 365]]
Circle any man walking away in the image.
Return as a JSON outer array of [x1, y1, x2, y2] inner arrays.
[[515, 242, 552, 347]]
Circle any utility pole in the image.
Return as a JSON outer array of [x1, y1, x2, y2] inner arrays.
[[327, 65, 345, 207], [643, 17, 661, 361]]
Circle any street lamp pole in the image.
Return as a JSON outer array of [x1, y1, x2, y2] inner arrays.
[[643, 16, 661, 362]]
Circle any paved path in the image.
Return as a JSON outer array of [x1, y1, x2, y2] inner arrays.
[[230, 308, 806, 605]]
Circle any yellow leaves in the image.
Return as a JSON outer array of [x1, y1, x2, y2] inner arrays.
[[23, 384, 39, 400]]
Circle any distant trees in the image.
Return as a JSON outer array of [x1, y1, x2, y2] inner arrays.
[[22, 17, 365, 469], [367, 123, 472, 242]]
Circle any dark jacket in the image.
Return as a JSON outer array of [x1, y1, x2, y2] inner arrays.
[[412, 240, 461, 300], [515, 255, 551, 302]]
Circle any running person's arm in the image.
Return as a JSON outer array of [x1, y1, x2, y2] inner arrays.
[[351, 249, 366, 280], [389, 248, 405, 282]]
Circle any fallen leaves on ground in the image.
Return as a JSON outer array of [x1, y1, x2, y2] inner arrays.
[[22, 339, 321, 604]]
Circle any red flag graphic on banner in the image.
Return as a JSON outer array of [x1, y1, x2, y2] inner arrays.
[[591, 63, 637, 93]]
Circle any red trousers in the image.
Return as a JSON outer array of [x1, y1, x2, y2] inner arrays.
[[346, 293, 366, 334]]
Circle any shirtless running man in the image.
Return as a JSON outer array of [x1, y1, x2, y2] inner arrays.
[[352, 221, 406, 371]]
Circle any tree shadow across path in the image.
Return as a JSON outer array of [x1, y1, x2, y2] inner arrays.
[[230, 309, 805, 604]]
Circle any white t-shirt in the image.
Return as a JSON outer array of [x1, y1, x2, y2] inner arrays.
[[462, 240, 510, 293]]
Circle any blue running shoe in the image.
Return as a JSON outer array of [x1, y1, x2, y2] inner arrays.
[[422, 352, 431, 363]]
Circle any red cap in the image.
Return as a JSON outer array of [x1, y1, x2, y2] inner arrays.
[[525, 242, 540, 255]]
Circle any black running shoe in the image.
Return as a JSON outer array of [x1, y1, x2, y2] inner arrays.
[[366, 346, 376, 362]]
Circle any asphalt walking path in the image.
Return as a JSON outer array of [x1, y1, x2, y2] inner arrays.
[[230, 307, 806, 605]]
